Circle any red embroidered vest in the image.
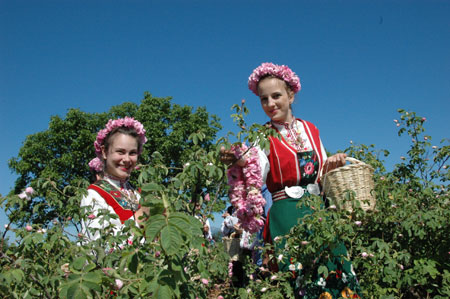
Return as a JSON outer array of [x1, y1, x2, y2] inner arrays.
[[266, 119, 325, 193]]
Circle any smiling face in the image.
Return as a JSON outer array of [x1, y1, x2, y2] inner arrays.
[[257, 77, 294, 123], [102, 133, 139, 180]]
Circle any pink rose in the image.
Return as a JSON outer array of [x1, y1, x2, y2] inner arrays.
[[421, 117, 426, 122], [304, 162, 314, 175], [201, 278, 209, 285], [87, 214, 96, 219], [155, 251, 161, 257], [18, 191, 31, 201], [355, 221, 362, 226], [115, 279, 124, 290], [26, 225, 32, 232], [25, 187, 34, 194], [204, 193, 210, 202], [361, 252, 368, 258]]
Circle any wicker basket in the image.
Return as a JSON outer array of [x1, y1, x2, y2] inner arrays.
[[222, 237, 242, 261], [321, 157, 376, 212]]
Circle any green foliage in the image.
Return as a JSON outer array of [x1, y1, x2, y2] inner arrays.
[[6, 92, 221, 227], [1, 106, 449, 298]]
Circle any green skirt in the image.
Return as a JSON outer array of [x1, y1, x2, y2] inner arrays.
[[268, 195, 362, 299]]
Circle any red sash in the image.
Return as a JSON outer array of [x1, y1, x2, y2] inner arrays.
[[88, 180, 139, 224]]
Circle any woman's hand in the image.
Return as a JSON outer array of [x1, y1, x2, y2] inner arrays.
[[220, 146, 246, 167], [323, 153, 347, 174]]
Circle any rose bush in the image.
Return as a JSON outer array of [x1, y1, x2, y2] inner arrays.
[[1, 107, 448, 298]]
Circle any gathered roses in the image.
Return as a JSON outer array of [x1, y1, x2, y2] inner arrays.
[[227, 143, 266, 233]]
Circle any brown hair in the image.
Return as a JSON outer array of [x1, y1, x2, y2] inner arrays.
[[103, 126, 143, 154]]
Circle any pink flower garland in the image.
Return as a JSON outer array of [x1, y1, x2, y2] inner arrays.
[[88, 157, 103, 172], [248, 62, 301, 96], [89, 117, 147, 172], [94, 117, 147, 157], [227, 144, 266, 234]]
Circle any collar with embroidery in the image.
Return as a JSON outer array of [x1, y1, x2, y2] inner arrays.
[[272, 118, 308, 152]]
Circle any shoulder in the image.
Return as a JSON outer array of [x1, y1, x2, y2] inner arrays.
[[297, 118, 318, 130], [80, 188, 106, 208]]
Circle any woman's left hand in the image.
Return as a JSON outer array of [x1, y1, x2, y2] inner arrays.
[[323, 153, 347, 174]]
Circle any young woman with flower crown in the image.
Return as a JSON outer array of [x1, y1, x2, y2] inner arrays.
[[81, 117, 149, 242], [221, 63, 361, 298]]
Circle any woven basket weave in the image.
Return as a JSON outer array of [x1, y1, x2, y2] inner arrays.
[[321, 157, 376, 212], [222, 237, 242, 261]]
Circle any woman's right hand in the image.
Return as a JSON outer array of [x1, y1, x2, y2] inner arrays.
[[220, 146, 246, 167]]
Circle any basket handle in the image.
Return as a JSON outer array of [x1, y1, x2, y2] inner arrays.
[[346, 157, 364, 165]]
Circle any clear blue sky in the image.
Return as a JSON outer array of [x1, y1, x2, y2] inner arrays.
[[1, 0, 449, 233]]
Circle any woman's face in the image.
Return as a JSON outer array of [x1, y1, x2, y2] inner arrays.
[[102, 133, 139, 180], [257, 77, 294, 123]]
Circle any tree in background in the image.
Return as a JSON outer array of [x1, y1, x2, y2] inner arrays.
[[6, 92, 222, 227]]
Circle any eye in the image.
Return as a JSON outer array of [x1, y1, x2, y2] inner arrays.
[[272, 93, 281, 99], [260, 97, 268, 104]]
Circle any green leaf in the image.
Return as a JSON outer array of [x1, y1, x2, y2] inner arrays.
[[153, 284, 173, 299], [168, 215, 191, 238], [161, 225, 182, 255], [66, 283, 88, 299], [10, 269, 24, 283], [141, 183, 162, 192], [145, 214, 166, 241], [83, 272, 101, 284], [318, 265, 328, 278], [129, 253, 139, 274], [72, 257, 86, 271]]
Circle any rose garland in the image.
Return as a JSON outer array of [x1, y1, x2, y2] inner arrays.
[[88, 117, 147, 172], [227, 144, 266, 234], [248, 62, 301, 95]]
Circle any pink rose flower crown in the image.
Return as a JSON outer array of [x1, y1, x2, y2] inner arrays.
[[89, 117, 147, 172], [248, 62, 301, 96]]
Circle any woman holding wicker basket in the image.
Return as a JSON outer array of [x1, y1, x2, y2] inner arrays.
[[221, 63, 361, 298]]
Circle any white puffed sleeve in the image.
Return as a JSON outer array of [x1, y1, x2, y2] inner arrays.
[[256, 145, 270, 183], [80, 189, 123, 242]]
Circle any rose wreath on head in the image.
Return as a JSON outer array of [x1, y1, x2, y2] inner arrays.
[[88, 117, 147, 172], [227, 144, 266, 234], [248, 62, 301, 95]]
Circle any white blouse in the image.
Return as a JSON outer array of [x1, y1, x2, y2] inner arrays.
[[80, 177, 140, 242]]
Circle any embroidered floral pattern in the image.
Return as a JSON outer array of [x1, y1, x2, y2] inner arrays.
[[298, 151, 319, 185]]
